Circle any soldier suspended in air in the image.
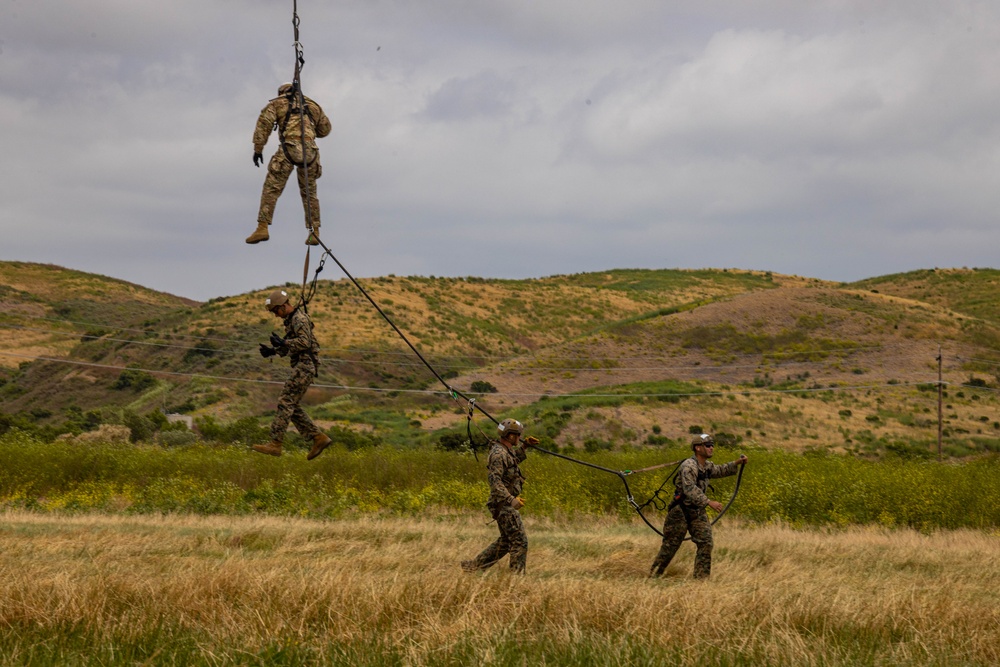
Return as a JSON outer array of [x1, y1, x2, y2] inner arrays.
[[252, 289, 332, 460], [246, 83, 331, 246]]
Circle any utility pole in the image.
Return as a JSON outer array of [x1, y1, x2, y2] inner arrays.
[[937, 344, 943, 461]]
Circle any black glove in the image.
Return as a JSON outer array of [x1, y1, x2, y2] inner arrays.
[[259, 343, 276, 358], [269, 332, 287, 351], [253, 152, 263, 167]]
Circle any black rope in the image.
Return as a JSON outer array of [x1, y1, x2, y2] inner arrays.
[[527, 444, 744, 538], [290, 0, 317, 300], [525, 443, 667, 535], [302, 240, 500, 427]]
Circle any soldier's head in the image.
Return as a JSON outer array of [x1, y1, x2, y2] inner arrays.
[[497, 418, 523, 444], [691, 433, 715, 457], [278, 82, 295, 96], [265, 289, 292, 317]]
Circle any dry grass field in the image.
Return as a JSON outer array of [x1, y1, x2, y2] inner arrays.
[[2, 511, 999, 666]]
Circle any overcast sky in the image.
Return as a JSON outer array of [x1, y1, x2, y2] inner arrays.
[[1, 1, 997, 302]]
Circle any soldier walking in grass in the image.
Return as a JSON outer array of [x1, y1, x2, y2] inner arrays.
[[649, 433, 747, 579], [246, 83, 331, 246], [252, 289, 332, 460], [461, 418, 537, 574]]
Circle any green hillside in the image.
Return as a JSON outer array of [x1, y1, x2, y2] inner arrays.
[[2, 261, 999, 460]]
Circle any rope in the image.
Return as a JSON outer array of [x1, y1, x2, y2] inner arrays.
[[526, 442, 744, 538], [298, 240, 501, 426], [290, 0, 316, 299]]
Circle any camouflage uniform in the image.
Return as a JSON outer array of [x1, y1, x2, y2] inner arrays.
[[254, 92, 332, 232], [650, 456, 742, 579], [463, 440, 528, 573], [269, 307, 323, 443]]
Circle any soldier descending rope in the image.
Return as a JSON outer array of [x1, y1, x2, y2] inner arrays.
[[246, 83, 331, 246], [252, 289, 332, 460]]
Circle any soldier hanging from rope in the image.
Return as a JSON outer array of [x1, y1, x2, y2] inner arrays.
[[252, 289, 332, 460], [246, 82, 331, 246]]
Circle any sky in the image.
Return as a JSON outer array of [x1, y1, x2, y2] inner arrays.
[[1, 0, 998, 302]]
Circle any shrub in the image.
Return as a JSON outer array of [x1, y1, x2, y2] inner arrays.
[[122, 410, 157, 443], [111, 369, 157, 392], [470, 380, 498, 394], [330, 425, 381, 451], [438, 432, 468, 452], [158, 430, 199, 447]]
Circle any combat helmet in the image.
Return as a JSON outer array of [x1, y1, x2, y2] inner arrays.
[[278, 82, 295, 96], [497, 418, 523, 438], [691, 433, 714, 450], [264, 289, 289, 312]]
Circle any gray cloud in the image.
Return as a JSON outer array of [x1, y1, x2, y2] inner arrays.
[[1, 0, 997, 301]]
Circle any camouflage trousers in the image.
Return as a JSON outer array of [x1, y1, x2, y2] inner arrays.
[[650, 503, 714, 579], [269, 359, 320, 443], [257, 148, 322, 229], [466, 504, 527, 573]]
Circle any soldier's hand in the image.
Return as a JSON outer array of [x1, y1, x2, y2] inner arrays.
[[707, 500, 724, 513], [511, 496, 525, 510], [269, 332, 287, 350], [738, 454, 748, 465], [524, 436, 540, 446], [259, 343, 276, 358], [253, 151, 263, 167]]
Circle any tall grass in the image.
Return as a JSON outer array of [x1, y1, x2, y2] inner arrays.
[[1, 512, 998, 666], [3, 430, 1000, 531]]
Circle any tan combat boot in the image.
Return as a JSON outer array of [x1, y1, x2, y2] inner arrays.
[[245, 223, 270, 244], [305, 228, 320, 246], [252, 441, 283, 456], [307, 433, 332, 461]]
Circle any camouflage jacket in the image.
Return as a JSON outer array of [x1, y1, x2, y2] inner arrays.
[[674, 456, 741, 510], [253, 94, 331, 153], [486, 440, 527, 508], [278, 308, 320, 367]]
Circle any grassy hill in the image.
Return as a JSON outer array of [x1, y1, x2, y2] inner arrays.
[[2, 261, 999, 459]]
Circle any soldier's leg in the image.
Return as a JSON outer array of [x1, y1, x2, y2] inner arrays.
[[269, 368, 312, 443], [257, 153, 294, 226], [467, 512, 511, 571], [689, 511, 715, 579], [497, 507, 527, 573], [287, 363, 321, 437], [650, 505, 689, 577], [295, 156, 323, 230]]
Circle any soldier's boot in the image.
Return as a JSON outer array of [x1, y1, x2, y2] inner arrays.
[[307, 433, 332, 461], [305, 227, 320, 246], [460, 560, 478, 573], [252, 441, 283, 456], [245, 222, 270, 244]]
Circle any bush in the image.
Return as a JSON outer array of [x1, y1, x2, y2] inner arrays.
[[122, 410, 157, 443], [583, 438, 612, 453], [330, 425, 381, 451], [111, 369, 157, 392], [470, 380, 498, 394], [438, 432, 468, 452], [195, 415, 268, 446], [158, 430, 199, 447]]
